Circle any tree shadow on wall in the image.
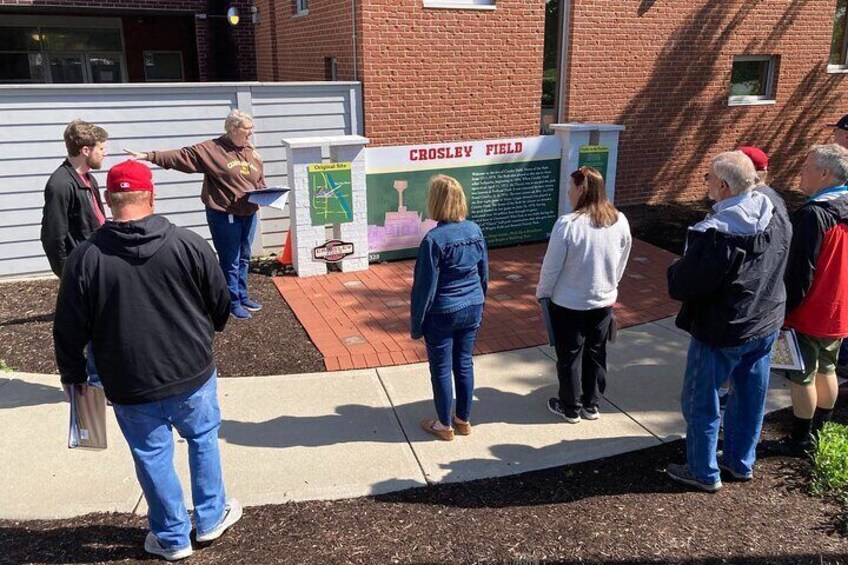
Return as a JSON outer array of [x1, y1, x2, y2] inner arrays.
[[611, 1, 839, 202]]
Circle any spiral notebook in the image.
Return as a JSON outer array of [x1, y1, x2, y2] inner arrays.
[[68, 385, 108, 450]]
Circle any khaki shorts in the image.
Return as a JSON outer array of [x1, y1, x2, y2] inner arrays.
[[785, 333, 842, 385]]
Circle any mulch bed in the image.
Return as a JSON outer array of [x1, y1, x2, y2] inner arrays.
[[0, 274, 324, 377], [3, 396, 848, 564]]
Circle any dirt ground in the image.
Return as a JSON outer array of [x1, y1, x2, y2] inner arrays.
[[0, 274, 324, 377]]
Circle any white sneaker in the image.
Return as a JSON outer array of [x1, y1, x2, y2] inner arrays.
[[144, 532, 193, 561], [196, 499, 243, 543]]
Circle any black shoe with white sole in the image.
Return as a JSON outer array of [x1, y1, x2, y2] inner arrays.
[[547, 398, 580, 423], [581, 406, 600, 420]]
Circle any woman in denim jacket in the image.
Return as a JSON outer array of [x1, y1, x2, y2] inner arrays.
[[411, 175, 488, 441]]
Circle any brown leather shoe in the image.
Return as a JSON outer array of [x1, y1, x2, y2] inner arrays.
[[452, 416, 472, 436], [420, 419, 454, 441]]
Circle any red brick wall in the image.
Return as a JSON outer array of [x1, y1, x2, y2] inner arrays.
[[565, 1, 848, 204], [0, 0, 256, 82], [360, 0, 544, 146], [254, 0, 356, 82]]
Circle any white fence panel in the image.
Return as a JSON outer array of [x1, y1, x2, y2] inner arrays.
[[0, 81, 362, 278]]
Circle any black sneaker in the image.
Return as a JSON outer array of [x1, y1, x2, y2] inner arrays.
[[547, 398, 580, 423], [581, 405, 600, 420], [716, 451, 753, 481], [666, 463, 722, 493], [762, 436, 815, 459]]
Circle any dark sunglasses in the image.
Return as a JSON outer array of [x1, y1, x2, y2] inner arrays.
[[571, 166, 588, 186]]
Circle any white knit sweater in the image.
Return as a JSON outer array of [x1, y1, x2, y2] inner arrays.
[[536, 211, 632, 310]]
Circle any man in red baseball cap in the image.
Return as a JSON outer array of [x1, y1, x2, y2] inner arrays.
[[54, 159, 241, 561], [827, 114, 848, 148]]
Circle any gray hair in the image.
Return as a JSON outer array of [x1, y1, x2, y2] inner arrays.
[[224, 109, 253, 135], [711, 151, 759, 195], [809, 144, 848, 183]]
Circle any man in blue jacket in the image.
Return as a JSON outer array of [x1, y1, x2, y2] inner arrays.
[[54, 160, 240, 561], [666, 151, 791, 493]]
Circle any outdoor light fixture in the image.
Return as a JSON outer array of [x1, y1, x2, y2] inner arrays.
[[226, 6, 240, 26], [195, 4, 244, 27]]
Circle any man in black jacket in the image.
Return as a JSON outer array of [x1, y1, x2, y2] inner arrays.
[[666, 151, 791, 493], [54, 160, 239, 561], [40, 120, 109, 277]]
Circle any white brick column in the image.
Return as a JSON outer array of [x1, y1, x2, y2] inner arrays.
[[551, 123, 625, 215], [281, 135, 370, 277]]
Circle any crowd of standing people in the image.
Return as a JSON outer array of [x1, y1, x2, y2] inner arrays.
[[40, 111, 848, 560]]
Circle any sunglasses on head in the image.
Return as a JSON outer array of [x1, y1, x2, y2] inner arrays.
[[571, 166, 588, 185]]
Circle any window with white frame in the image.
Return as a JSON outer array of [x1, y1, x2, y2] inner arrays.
[[422, 0, 495, 10], [830, 0, 848, 70], [295, 0, 309, 16], [728, 55, 777, 106]]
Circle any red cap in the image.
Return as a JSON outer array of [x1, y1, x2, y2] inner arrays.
[[106, 160, 154, 193], [739, 146, 768, 172]]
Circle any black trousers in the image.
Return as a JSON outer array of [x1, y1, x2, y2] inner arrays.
[[549, 303, 612, 411]]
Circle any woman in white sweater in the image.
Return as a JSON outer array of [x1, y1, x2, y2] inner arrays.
[[536, 166, 632, 423]]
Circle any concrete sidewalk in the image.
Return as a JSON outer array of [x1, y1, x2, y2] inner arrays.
[[0, 318, 793, 520]]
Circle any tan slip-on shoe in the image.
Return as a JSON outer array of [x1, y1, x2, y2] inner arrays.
[[420, 419, 455, 441], [452, 416, 472, 436]]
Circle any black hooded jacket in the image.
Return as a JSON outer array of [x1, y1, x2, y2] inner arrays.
[[667, 188, 792, 348], [54, 214, 231, 405]]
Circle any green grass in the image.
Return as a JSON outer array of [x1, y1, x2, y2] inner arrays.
[[812, 422, 848, 497], [0, 359, 11, 372]]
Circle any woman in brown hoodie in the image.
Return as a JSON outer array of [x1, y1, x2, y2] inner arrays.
[[124, 109, 265, 320]]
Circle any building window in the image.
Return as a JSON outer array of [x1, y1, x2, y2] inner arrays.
[[144, 51, 185, 82], [830, 0, 848, 69], [294, 0, 309, 16], [0, 17, 126, 84], [422, 0, 496, 9], [728, 55, 777, 106]]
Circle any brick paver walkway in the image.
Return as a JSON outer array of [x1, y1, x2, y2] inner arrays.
[[273, 239, 680, 371]]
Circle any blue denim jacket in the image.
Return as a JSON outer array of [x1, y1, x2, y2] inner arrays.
[[410, 220, 488, 339]]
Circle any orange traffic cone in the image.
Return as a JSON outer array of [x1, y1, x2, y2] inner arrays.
[[278, 230, 293, 266]]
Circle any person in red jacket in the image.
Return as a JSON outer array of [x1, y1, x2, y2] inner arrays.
[[776, 144, 848, 457]]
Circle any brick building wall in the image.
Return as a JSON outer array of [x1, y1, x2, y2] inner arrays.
[[0, 0, 257, 82], [253, 0, 356, 82], [359, 0, 544, 147], [565, 1, 848, 204]]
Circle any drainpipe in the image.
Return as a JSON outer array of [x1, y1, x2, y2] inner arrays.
[[351, 0, 358, 81], [556, 0, 570, 123]]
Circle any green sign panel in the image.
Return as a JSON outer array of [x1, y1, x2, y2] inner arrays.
[[577, 145, 609, 181], [366, 159, 561, 262], [308, 162, 353, 226]]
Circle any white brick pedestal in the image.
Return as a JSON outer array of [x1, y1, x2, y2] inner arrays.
[[551, 123, 625, 215], [282, 135, 370, 277]]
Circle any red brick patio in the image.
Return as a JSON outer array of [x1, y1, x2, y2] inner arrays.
[[272, 239, 681, 372]]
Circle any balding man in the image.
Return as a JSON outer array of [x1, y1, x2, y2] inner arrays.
[[773, 144, 848, 457], [665, 151, 792, 492]]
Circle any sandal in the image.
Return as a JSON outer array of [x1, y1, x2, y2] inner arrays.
[[452, 416, 472, 436], [420, 419, 454, 441]]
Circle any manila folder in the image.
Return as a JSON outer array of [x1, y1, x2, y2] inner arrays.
[[68, 385, 108, 450]]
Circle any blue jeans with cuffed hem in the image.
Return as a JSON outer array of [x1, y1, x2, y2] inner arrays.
[[681, 333, 777, 485], [206, 208, 257, 306], [423, 304, 483, 427], [113, 372, 226, 550]]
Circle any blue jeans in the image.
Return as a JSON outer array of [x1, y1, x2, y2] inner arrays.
[[681, 332, 777, 485], [423, 304, 484, 427], [206, 208, 257, 306], [113, 373, 226, 550]]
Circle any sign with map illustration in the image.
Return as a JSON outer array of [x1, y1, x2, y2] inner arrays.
[[308, 162, 353, 226], [366, 136, 561, 262]]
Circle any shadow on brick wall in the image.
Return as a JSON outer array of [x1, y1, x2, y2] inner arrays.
[[614, 1, 841, 202]]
